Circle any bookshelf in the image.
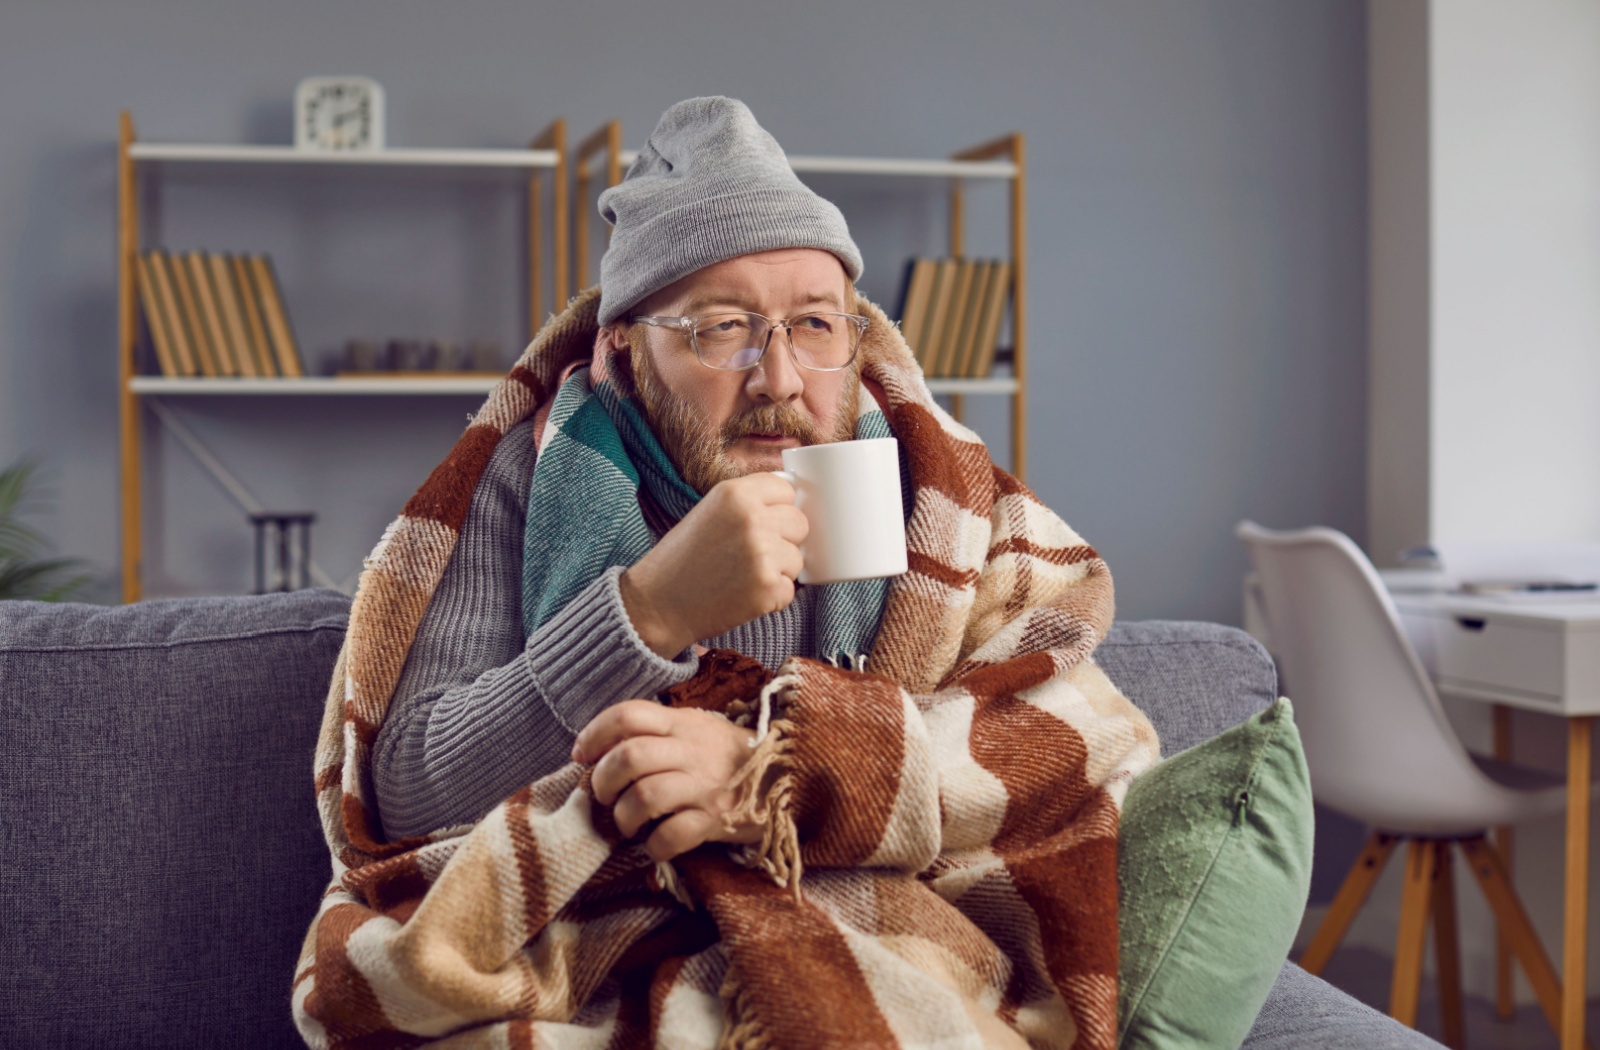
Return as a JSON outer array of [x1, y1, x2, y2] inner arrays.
[[573, 127, 1027, 475], [117, 111, 571, 601], [118, 112, 1024, 602]]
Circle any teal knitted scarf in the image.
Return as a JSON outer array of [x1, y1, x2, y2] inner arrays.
[[522, 356, 896, 665]]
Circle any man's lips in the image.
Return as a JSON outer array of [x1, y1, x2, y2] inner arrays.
[[735, 432, 800, 445]]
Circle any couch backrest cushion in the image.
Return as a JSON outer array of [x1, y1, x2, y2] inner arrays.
[[1099, 620, 1280, 756], [0, 589, 350, 1049]]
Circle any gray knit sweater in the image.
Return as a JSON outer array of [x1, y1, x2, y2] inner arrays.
[[372, 418, 819, 838]]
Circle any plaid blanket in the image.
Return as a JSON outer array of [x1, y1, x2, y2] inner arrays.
[[292, 286, 1160, 1049]]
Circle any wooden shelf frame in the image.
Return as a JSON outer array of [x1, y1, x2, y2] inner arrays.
[[126, 143, 561, 168], [949, 132, 1027, 479], [615, 149, 1016, 180], [115, 115, 1027, 598], [573, 121, 624, 292], [116, 111, 571, 601]]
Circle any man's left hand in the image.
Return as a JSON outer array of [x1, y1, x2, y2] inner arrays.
[[572, 700, 764, 861]]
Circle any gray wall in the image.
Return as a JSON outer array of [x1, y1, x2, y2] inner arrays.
[[0, 0, 1367, 621]]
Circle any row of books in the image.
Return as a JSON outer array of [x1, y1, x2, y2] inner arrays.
[[896, 257, 1012, 378], [136, 251, 304, 378]]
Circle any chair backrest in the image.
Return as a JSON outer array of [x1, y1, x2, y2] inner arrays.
[[1236, 521, 1494, 832]]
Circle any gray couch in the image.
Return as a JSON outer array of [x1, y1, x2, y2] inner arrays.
[[0, 590, 1441, 1048]]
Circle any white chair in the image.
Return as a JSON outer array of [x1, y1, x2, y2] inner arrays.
[[1236, 521, 1579, 1049]]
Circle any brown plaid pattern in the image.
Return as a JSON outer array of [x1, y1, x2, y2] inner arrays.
[[292, 287, 1160, 1049]]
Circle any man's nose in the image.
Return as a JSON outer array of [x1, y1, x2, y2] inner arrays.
[[745, 329, 804, 402]]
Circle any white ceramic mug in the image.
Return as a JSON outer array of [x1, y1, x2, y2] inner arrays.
[[773, 437, 908, 585]]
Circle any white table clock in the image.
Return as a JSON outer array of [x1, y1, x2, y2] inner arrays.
[[294, 76, 385, 152]]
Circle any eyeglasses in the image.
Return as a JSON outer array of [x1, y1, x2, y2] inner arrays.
[[631, 311, 870, 371]]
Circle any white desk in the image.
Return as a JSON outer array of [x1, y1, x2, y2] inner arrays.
[[1248, 571, 1600, 1049], [1388, 580, 1600, 1050], [1386, 580, 1600, 716]]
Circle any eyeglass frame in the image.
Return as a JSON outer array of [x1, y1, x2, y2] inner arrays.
[[629, 310, 871, 372]]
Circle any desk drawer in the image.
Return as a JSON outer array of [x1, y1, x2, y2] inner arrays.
[[1434, 614, 1565, 701]]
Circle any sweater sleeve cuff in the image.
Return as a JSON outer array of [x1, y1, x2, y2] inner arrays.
[[521, 566, 698, 732]]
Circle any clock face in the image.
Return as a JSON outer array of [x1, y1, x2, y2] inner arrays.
[[295, 77, 385, 151]]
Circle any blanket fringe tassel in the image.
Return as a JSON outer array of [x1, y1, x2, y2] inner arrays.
[[717, 968, 775, 1050], [653, 860, 695, 910], [723, 674, 803, 902]]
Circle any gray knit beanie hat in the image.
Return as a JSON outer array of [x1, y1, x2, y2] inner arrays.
[[596, 96, 864, 326]]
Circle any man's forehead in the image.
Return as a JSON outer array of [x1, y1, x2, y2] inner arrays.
[[661, 251, 851, 315], [675, 286, 847, 315]]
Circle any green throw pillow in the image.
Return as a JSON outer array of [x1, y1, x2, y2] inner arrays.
[[1117, 697, 1314, 1049]]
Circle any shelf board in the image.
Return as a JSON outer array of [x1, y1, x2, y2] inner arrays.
[[924, 377, 1019, 395], [130, 375, 1020, 397], [617, 150, 1016, 179], [128, 143, 559, 169], [130, 376, 502, 396]]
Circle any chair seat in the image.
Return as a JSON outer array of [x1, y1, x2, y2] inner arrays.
[[1471, 751, 1566, 793], [1360, 759, 1571, 838]]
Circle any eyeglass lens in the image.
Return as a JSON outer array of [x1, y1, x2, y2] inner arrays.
[[693, 313, 859, 370]]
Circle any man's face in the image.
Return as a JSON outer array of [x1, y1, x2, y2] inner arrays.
[[621, 248, 860, 494]]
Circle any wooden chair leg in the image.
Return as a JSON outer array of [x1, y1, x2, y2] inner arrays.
[[1493, 704, 1515, 1021], [1563, 716, 1592, 1050], [1301, 832, 1400, 975], [1460, 836, 1594, 1050], [1432, 840, 1465, 1049], [1391, 839, 1437, 1027]]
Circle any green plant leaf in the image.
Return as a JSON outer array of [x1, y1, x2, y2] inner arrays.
[[0, 462, 35, 518], [0, 518, 48, 560], [0, 459, 90, 602]]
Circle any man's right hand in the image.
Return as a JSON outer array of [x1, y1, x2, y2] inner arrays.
[[620, 472, 807, 658]]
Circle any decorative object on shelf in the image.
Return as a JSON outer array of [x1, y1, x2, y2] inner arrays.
[[137, 250, 303, 378], [337, 339, 381, 374], [0, 460, 91, 601], [895, 256, 1012, 377], [250, 511, 315, 593], [294, 76, 385, 152], [468, 340, 503, 372], [331, 338, 503, 378]]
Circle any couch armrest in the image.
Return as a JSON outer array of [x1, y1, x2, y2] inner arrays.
[[0, 589, 351, 1048], [1098, 620, 1280, 756]]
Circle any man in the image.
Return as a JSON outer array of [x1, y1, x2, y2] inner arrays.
[[371, 100, 880, 859], [299, 97, 1158, 1050]]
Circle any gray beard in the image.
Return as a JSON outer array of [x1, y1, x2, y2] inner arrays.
[[628, 344, 858, 495]]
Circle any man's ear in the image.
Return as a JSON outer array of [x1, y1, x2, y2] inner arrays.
[[594, 323, 629, 354]]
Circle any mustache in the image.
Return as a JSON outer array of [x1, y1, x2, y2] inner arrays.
[[719, 401, 830, 446]]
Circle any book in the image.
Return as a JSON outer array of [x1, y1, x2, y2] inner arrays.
[[167, 250, 218, 376], [895, 258, 936, 358], [948, 259, 994, 379], [932, 259, 978, 377], [230, 254, 277, 378], [250, 255, 304, 378], [135, 253, 180, 377], [208, 253, 259, 377], [185, 251, 236, 376], [145, 253, 198, 376], [918, 259, 959, 374], [967, 260, 1012, 378]]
